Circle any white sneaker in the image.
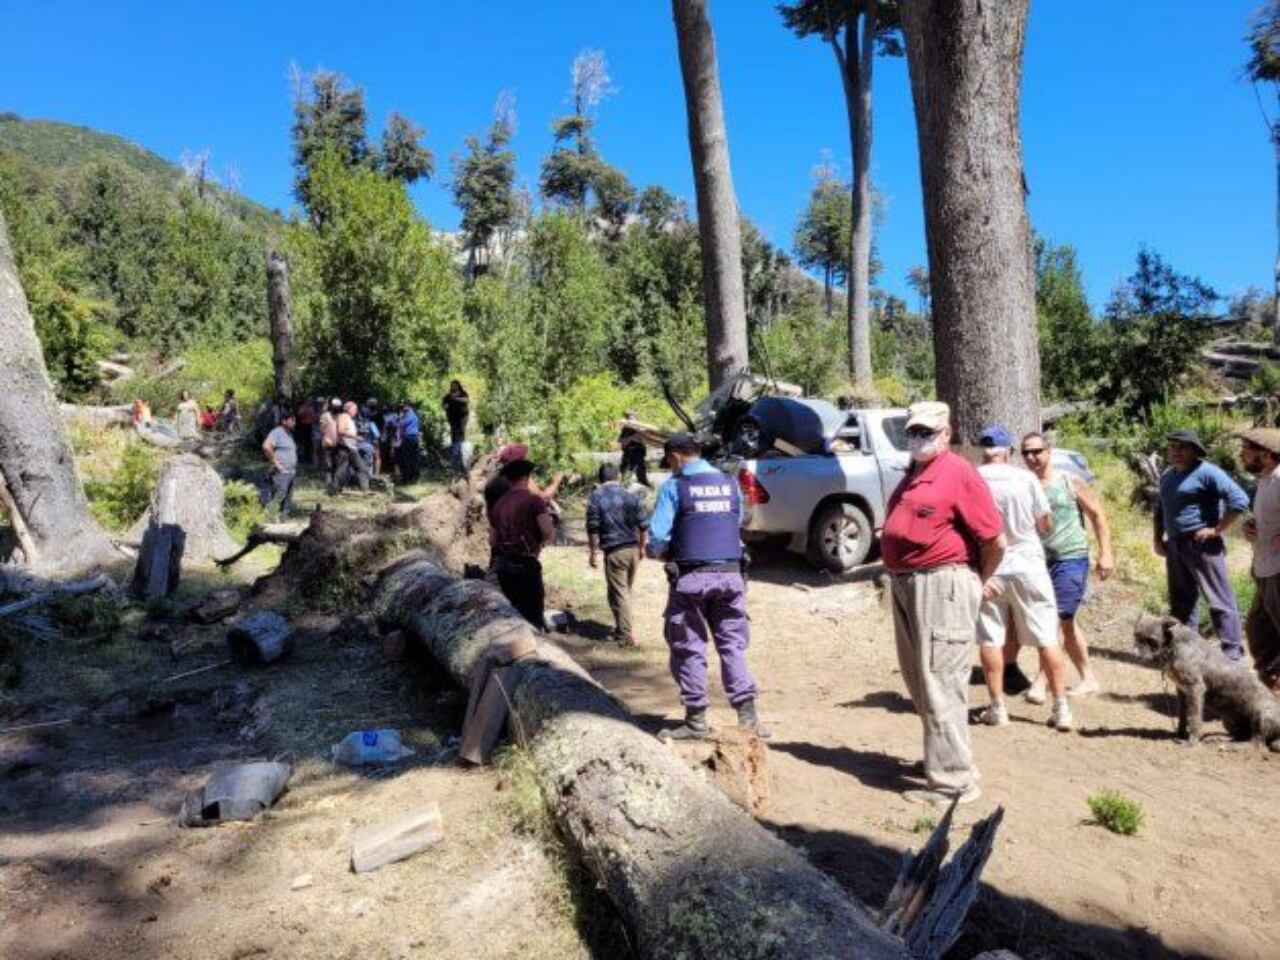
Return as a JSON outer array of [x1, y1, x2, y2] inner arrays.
[[979, 702, 1010, 726], [1067, 677, 1101, 698], [1049, 700, 1074, 731], [1024, 679, 1047, 705]]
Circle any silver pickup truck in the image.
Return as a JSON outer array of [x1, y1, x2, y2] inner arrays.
[[718, 400, 1094, 574]]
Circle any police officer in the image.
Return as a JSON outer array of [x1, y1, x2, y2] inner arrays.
[[647, 432, 764, 740]]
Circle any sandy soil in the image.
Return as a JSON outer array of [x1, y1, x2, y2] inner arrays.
[[539, 542, 1280, 960]]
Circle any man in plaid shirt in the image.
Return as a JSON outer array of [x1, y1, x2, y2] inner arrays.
[[587, 464, 648, 646]]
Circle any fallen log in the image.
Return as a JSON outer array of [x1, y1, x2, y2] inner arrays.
[[372, 553, 997, 958], [0, 572, 111, 619], [215, 522, 308, 567], [59, 403, 134, 428]]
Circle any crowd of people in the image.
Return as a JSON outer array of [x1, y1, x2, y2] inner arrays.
[[479, 398, 1280, 808]]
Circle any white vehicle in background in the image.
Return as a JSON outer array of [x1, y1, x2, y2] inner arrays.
[[715, 399, 1095, 574]]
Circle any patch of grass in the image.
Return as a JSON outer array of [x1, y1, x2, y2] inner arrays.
[[83, 437, 163, 531], [911, 811, 938, 835], [223, 478, 266, 541], [1087, 790, 1144, 836]]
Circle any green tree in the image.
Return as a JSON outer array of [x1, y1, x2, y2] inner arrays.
[[1098, 248, 1218, 414], [1035, 238, 1103, 401], [466, 271, 539, 433], [793, 164, 850, 316], [754, 293, 845, 395], [779, 0, 903, 386], [291, 70, 370, 221], [452, 95, 519, 273], [293, 150, 463, 400], [378, 112, 434, 185]]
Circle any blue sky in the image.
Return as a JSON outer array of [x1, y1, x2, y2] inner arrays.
[[1, 1, 1271, 310]]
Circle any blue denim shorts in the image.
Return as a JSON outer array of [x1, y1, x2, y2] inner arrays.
[[1048, 556, 1090, 619]]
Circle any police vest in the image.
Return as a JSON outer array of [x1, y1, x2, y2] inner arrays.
[[669, 471, 743, 564]]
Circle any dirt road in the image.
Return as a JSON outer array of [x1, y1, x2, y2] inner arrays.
[[540, 543, 1280, 960]]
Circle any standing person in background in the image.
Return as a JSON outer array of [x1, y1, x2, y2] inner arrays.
[[319, 398, 342, 495], [1154, 429, 1250, 661], [1018, 432, 1114, 701], [587, 463, 648, 647], [881, 401, 1005, 806], [382, 404, 400, 478], [397, 401, 422, 483], [176, 390, 200, 441], [261, 411, 298, 519], [356, 401, 381, 475], [219, 389, 241, 433], [443, 380, 470, 474], [1238, 428, 1280, 690], [647, 433, 765, 741], [295, 398, 315, 468], [618, 412, 651, 488], [337, 400, 370, 493], [489, 458, 556, 627], [973, 425, 1073, 732]]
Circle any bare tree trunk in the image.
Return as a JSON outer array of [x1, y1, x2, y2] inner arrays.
[[1273, 123, 1279, 346], [848, 1, 876, 388], [266, 250, 294, 399], [899, 0, 1041, 441], [0, 210, 114, 572], [672, 0, 750, 391]]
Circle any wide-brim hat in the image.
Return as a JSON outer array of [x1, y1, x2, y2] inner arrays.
[[1165, 429, 1207, 456], [1238, 427, 1280, 456]]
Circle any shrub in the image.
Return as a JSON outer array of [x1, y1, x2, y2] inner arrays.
[[543, 374, 673, 469], [1087, 790, 1144, 836], [223, 479, 266, 541], [85, 441, 160, 531]]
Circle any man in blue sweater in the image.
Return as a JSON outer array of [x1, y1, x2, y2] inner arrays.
[[1154, 429, 1250, 661]]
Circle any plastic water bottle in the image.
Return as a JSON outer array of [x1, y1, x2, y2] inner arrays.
[[331, 729, 414, 765]]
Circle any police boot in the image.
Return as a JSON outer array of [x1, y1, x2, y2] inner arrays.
[[658, 707, 708, 742], [736, 699, 771, 740]]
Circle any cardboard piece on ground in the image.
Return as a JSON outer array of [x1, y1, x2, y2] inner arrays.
[[458, 660, 512, 765], [350, 803, 444, 873]]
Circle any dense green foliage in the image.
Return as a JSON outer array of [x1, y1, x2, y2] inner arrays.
[[452, 104, 519, 267]]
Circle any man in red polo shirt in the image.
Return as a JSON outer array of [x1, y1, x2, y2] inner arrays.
[[882, 401, 1005, 805]]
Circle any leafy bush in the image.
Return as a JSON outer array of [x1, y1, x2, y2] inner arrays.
[[1087, 790, 1144, 836], [85, 442, 160, 531], [544, 374, 673, 469], [223, 479, 266, 540]]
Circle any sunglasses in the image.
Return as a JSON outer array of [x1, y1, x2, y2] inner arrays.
[[1020, 447, 1047, 457], [906, 426, 941, 439]]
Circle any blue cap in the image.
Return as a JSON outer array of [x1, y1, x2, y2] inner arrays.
[[976, 424, 1013, 448]]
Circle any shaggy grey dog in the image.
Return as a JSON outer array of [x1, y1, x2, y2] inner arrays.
[[1133, 613, 1280, 751]]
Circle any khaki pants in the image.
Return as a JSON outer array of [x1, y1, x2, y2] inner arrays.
[[891, 564, 982, 792], [1246, 573, 1280, 682], [604, 546, 640, 641]]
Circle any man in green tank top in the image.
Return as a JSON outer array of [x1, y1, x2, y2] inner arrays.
[[1019, 432, 1114, 699]]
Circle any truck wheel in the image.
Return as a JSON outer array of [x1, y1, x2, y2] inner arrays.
[[806, 502, 872, 573]]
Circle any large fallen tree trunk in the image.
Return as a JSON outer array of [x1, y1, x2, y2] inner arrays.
[[372, 553, 998, 958]]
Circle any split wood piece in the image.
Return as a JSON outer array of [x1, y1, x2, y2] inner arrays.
[[351, 803, 444, 874], [667, 728, 771, 816], [215, 522, 308, 568], [189, 589, 242, 625], [226, 610, 293, 665], [458, 658, 512, 765], [130, 522, 184, 601], [372, 553, 909, 958]]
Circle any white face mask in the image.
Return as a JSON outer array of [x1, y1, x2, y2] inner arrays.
[[908, 433, 944, 462]]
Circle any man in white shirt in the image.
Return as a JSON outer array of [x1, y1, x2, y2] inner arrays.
[[974, 425, 1073, 731], [1239, 427, 1280, 691]]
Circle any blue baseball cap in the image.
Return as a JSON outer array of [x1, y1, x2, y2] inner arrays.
[[976, 424, 1013, 448]]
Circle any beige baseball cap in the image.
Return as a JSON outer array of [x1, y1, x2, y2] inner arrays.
[[906, 401, 951, 431]]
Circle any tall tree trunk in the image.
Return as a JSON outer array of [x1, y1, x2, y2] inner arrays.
[[899, 0, 1040, 441], [0, 210, 114, 571], [266, 250, 294, 399], [845, 1, 876, 388], [672, 0, 750, 391], [1273, 121, 1279, 346]]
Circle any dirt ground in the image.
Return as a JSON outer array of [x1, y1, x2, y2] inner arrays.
[[538, 539, 1280, 960], [0, 490, 618, 960]]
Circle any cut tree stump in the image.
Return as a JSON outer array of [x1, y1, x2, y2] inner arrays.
[[372, 553, 910, 958], [351, 803, 444, 873], [130, 522, 185, 600]]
